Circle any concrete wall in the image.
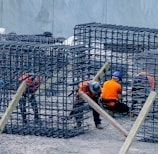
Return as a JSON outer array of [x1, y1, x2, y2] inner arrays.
[[0, 0, 158, 38]]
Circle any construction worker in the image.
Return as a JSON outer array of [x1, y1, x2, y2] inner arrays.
[[131, 72, 155, 90], [130, 72, 155, 117], [70, 80, 103, 129], [101, 71, 129, 116], [18, 72, 43, 124]]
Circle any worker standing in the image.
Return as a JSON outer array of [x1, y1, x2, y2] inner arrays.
[[18, 72, 43, 124], [130, 72, 155, 117]]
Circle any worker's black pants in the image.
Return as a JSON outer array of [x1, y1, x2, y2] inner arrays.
[[102, 99, 129, 113], [70, 97, 101, 126], [19, 94, 39, 123], [113, 103, 129, 113]]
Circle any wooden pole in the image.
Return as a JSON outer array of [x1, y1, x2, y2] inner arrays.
[[0, 81, 26, 133], [42, 61, 109, 97], [119, 91, 157, 154], [93, 62, 110, 82], [79, 91, 128, 137]]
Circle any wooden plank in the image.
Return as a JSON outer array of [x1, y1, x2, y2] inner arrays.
[[37, 61, 109, 96], [79, 91, 128, 137], [119, 91, 157, 154], [0, 81, 26, 134], [93, 62, 109, 81]]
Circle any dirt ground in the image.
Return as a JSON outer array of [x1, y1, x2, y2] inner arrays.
[[0, 114, 158, 154]]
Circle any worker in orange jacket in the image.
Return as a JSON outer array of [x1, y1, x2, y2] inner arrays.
[[130, 71, 155, 116], [70, 80, 103, 129], [101, 71, 129, 115], [18, 72, 43, 124]]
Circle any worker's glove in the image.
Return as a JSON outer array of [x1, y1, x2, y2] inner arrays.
[[98, 97, 102, 104], [119, 97, 124, 103], [97, 97, 104, 108]]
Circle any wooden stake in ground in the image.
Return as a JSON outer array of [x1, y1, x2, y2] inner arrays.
[[0, 81, 26, 134], [79, 91, 128, 137], [119, 91, 157, 154]]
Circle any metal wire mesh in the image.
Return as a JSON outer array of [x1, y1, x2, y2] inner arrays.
[[74, 22, 158, 142], [1, 23, 158, 140], [0, 39, 92, 138], [0, 33, 65, 44]]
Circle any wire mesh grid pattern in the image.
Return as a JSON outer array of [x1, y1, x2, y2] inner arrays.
[[1, 24, 158, 140], [0, 33, 65, 44], [0, 38, 96, 138], [74, 22, 158, 142]]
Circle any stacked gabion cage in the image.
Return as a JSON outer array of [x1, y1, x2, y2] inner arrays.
[[74, 22, 158, 142], [0, 33, 65, 44], [0, 36, 99, 138]]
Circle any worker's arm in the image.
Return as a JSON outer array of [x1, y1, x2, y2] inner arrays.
[[118, 86, 123, 102], [118, 94, 122, 100]]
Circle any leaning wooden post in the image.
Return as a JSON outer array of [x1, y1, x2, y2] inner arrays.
[[67, 62, 109, 97], [119, 91, 157, 154], [0, 81, 26, 134], [79, 91, 128, 137], [92, 62, 110, 82]]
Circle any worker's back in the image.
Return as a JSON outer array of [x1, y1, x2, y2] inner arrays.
[[18, 73, 43, 94]]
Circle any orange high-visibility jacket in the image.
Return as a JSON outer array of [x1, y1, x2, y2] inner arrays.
[[18, 73, 43, 94], [102, 79, 122, 106], [77, 81, 102, 99], [138, 72, 155, 89]]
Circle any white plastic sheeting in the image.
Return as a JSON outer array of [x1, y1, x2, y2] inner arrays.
[[0, 27, 5, 34], [63, 36, 74, 45]]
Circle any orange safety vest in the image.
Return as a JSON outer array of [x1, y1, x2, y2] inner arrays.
[[18, 73, 43, 94], [77, 81, 101, 99], [102, 79, 122, 107], [138, 72, 155, 89]]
